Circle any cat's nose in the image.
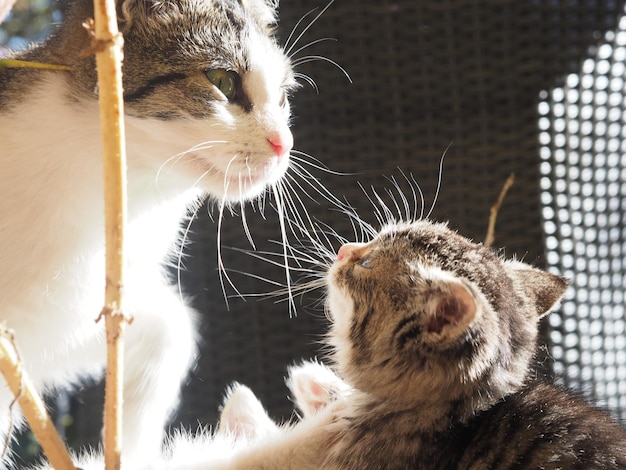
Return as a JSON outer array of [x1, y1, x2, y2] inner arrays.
[[267, 130, 293, 157]]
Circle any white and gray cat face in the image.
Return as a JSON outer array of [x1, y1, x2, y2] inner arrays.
[[61, 0, 295, 202], [326, 220, 568, 408]]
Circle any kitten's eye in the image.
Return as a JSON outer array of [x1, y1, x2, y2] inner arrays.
[[358, 255, 375, 269], [205, 69, 238, 100]]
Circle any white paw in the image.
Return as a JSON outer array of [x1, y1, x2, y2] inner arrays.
[[218, 383, 279, 441], [286, 360, 351, 417]]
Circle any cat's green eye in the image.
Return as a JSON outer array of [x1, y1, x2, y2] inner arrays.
[[205, 69, 238, 100]]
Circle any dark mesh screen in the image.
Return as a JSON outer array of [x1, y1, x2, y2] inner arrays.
[[62, 0, 626, 449]]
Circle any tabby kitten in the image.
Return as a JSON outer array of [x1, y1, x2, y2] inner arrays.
[[208, 219, 626, 469], [0, 0, 295, 463], [315, 219, 626, 469]]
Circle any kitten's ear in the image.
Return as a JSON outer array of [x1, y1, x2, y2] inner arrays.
[[509, 263, 569, 318], [239, 0, 279, 29], [424, 278, 477, 340], [218, 383, 278, 440]]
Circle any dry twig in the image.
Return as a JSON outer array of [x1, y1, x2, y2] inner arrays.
[[484, 173, 515, 248], [89, 0, 130, 468], [0, 0, 15, 24], [0, 328, 76, 469]]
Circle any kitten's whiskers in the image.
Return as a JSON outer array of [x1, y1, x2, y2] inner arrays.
[[426, 143, 450, 219]]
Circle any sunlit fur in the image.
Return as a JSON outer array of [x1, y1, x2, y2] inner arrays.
[[0, 0, 343, 465], [226, 176, 626, 469], [30, 362, 342, 470]]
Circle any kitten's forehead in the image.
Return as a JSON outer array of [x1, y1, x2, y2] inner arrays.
[[377, 221, 472, 257], [374, 221, 498, 287]]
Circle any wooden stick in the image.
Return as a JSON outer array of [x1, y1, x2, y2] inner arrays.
[[0, 0, 16, 24], [90, 0, 129, 468], [0, 328, 76, 469], [485, 173, 515, 248]]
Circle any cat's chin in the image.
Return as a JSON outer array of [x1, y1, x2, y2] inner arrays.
[[203, 155, 289, 202]]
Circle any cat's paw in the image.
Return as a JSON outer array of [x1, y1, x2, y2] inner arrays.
[[286, 360, 351, 417], [218, 382, 279, 441]]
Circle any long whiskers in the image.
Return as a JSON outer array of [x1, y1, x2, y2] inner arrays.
[[155, 140, 227, 185], [426, 142, 450, 219], [284, 1, 352, 89], [284, 0, 336, 58], [175, 198, 204, 301], [291, 55, 352, 84], [225, 149, 451, 312], [289, 37, 338, 61], [214, 156, 248, 308], [271, 183, 297, 316], [293, 72, 319, 93]]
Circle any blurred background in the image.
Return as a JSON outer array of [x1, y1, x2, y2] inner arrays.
[[3, 0, 626, 463]]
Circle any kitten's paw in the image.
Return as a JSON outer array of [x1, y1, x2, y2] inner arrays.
[[218, 383, 279, 441], [287, 360, 351, 417]]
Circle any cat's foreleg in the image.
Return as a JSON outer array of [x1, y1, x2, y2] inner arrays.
[[120, 278, 197, 463]]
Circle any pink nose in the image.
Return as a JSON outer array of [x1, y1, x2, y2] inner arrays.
[[267, 131, 293, 157], [337, 244, 355, 261]]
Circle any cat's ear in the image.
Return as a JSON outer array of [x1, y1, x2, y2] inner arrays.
[[239, 0, 279, 29], [218, 383, 278, 440], [424, 277, 477, 341], [115, 0, 188, 30], [115, 0, 154, 30], [508, 262, 569, 318]]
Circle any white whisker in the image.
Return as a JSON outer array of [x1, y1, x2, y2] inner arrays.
[[155, 140, 227, 185], [284, 0, 335, 57], [293, 72, 319, 93], [290, 150, 356, 176], [426, 143, 451, 219], [175, 198, 204, 301], [396, 169, 421, 221], [291, 55, 352, 83], [271, 183, 297, 317], [216, 187, 245, 308], [289, 37, 338, 61]]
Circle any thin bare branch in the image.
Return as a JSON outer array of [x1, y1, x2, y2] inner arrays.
[[485, 173, 515, 248]]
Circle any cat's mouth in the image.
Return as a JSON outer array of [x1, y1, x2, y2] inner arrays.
[[204, 155, 289, 200]]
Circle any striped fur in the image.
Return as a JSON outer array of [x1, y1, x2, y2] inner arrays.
[[317, 220, 626, 469]]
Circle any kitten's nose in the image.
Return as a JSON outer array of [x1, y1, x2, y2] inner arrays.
[[267, 130, 293, 157], [337, 243, 363, 261]]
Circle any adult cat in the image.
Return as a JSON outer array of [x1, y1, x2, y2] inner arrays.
[[0, 0, 295, 463]]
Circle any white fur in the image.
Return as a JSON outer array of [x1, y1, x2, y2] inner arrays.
[[287, 360, 351, 417], [0, 29, 292, 464], [219, 383, 279, 440], [31, 366, 347, 470]]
